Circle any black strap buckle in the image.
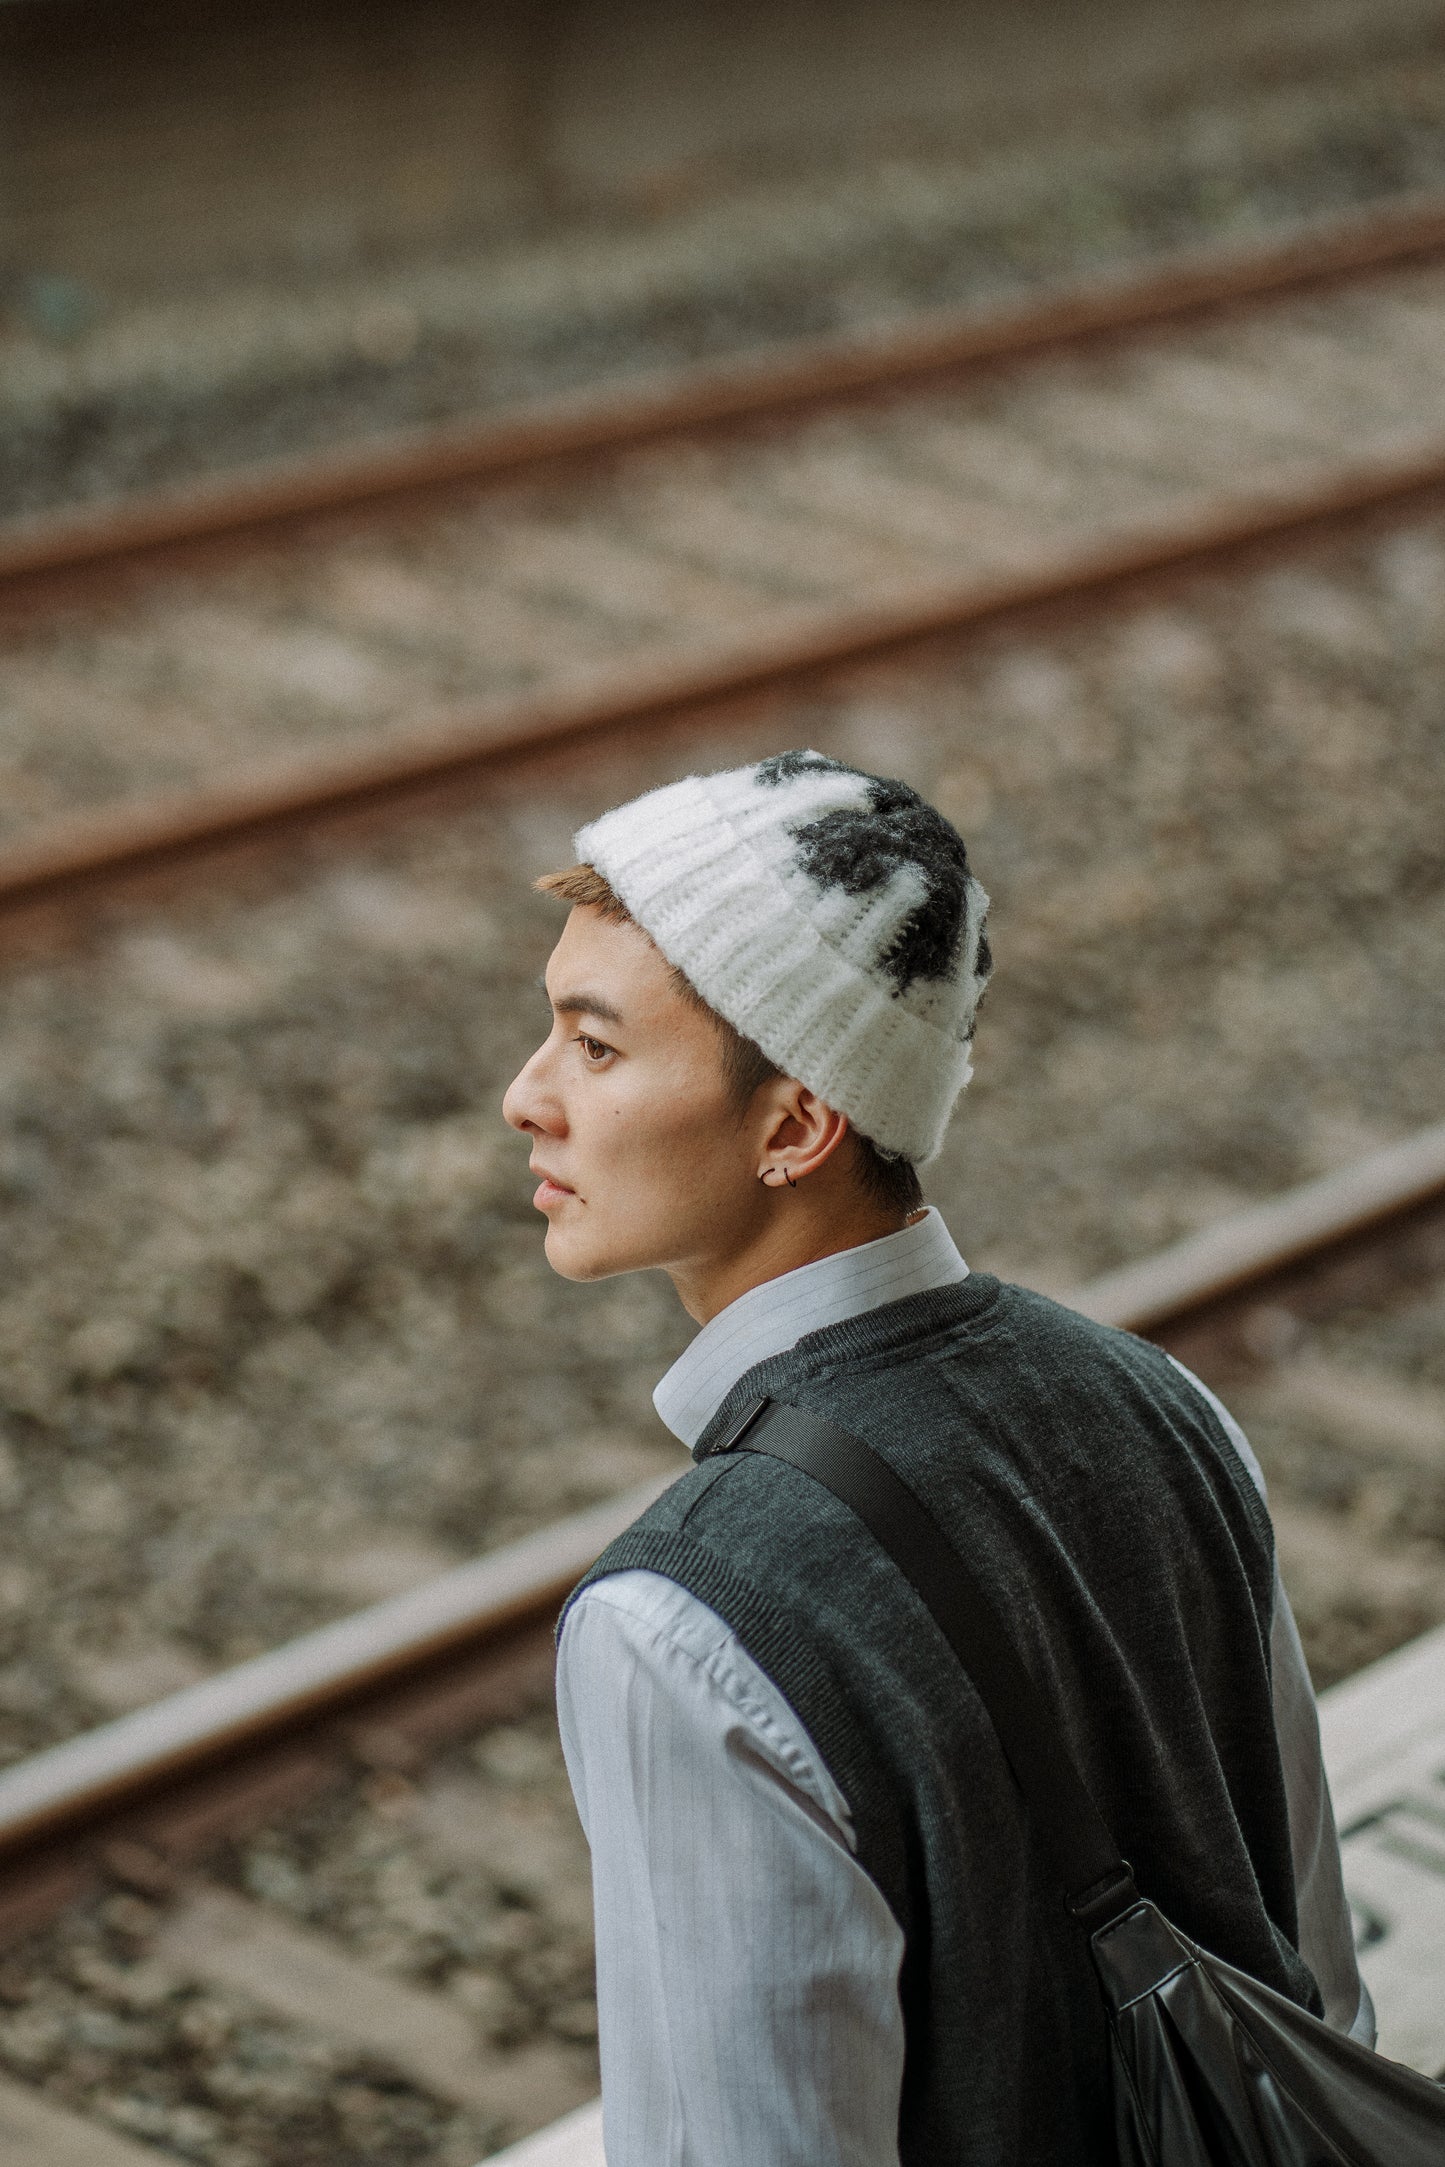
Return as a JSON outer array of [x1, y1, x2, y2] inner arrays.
[[1067, 1865, 1140, 1933], [711, 1396, 770, 1456]]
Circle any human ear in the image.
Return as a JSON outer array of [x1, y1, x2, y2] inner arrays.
[[757, 1086, 850, 1188]]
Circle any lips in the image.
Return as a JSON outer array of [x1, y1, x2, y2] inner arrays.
[[530, 1166, 575, 1210]]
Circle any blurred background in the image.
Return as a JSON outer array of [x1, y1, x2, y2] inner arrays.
[[1, 4, 1445, 2162], [9, 0, 1445, 506]]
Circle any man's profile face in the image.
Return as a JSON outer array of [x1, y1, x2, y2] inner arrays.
[[502, 907, 766, 1284]]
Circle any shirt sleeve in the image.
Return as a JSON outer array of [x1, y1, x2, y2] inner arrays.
[[556, 1569, 906, 2167], [1166, 1357, 1373, 2042]]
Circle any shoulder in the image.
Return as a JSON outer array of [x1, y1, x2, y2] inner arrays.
[[1164, 1353, 1270, 1505], [559, 1567, 855, 1838], [562, 1564, 739, 1667]]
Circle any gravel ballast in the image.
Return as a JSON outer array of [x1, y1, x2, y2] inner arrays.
[[0, 1703, 596, 2166]]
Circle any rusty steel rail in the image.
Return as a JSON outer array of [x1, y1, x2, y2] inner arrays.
[[1075, 1121, 1445, 1333], [0, 1475, 675, 1861], [0, 1124, 1442, 1863], [6, 190, 1445, 589], [7, 440, 1445, 918]]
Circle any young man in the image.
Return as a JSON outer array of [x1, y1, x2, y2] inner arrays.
[[502, 750, 1367, 2165]]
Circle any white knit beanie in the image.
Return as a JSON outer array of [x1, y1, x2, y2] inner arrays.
[[573, 750, 991, 1164]]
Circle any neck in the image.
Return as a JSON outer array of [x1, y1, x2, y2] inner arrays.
[[669, 1195, 912, 1325]]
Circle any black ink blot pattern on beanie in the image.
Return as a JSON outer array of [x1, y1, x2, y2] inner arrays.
[[758, 750, 988, 994]]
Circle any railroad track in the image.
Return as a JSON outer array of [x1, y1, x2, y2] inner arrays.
[[8, 193, 1445, 917], [0, 1128, 1442, 2165], [10, 192, 1445, 589]]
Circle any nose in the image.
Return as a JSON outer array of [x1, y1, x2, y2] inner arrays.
[[502, 1041, 561, 1137]]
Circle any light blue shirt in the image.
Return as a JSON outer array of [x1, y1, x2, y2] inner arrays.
[[557, 1211, 1368, 2167]]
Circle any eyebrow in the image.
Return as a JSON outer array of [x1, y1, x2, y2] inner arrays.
[[547, 988, 626, 1026]]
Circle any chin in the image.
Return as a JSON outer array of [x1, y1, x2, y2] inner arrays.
[[542, 1208, 668, 1281], [542, 1222, 628, 1282]]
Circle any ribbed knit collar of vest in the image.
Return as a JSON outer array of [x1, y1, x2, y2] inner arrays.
[[652, 1205, 969, 1451]]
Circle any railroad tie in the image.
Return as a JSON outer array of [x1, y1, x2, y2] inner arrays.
[[151, 1884, 594, 2129], [1253, 1358, 1445, 1471], [0, 2073, 176, 2167]]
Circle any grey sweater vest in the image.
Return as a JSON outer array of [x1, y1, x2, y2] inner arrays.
[[566, 1276, 1320, 2165]]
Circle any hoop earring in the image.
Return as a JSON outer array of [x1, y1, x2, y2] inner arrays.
[[758, 1168, 797, 1188]]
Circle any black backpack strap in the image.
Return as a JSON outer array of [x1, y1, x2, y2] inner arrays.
[[713, 1395, 1138, 1929]]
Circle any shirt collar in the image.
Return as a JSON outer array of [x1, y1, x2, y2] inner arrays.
[[653, 1205, 968, 1449]]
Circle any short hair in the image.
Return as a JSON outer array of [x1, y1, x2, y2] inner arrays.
[[536, 863, 924, 1218]]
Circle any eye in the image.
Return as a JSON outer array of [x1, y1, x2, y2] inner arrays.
[[575, 1033, 613, 1064]]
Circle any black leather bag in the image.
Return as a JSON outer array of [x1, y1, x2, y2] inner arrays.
[[718, 1396, 1445, 2165]]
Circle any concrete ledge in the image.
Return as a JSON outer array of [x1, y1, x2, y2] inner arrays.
[[487, 2099, 604, 2166]]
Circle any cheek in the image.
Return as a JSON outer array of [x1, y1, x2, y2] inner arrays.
[[646, 1094, 753, 1214], [591, 1074, 746, 1202]]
